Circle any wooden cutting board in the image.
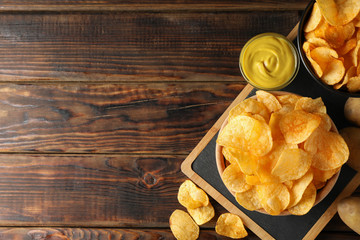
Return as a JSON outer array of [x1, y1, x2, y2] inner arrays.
[[181, 24, 360, 240]]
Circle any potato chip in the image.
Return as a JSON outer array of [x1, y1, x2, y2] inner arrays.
[[276, 94, 301, 106], [316, 0, 360, 26], [315, 113, 332, 131], [321, 58, 346, 85], [235, 187, 262, 211], [303, 42, 324, 77], [314, 180, 326, 190], [288, 183, 316, 215], [294, 97, 326, 114], [304, 128, 349, 170], [187, 202, 215, 225], [334, 65, 356, 89], [304, 2, 323, 32], [257, 183, 290, 215], [347, 76, 360, 92], [222, 163, 252, 193], [269, 112, 284, 140], [169, 210, 199, 240], [279, 110, 321, 144], [178, 180, 209, 209], [215, 213, 248, 239], [337, 37, 357, 56], [288, 171, 314, 208], [245, 174, 261, 185], [312, 166, 340, 183], [271, 148, 312, 182], [324, 22, 355, 48], [283, 180, 294, 189], [311, 46, 338, 71], [349, 40, 360, 67], [229, 98, 270, 123], [256, 90, 282, 113], [217, 115, 273, 156], [307, 37, 331, 48], [222, 148, 258, 175], [222, 146, 236, 165]]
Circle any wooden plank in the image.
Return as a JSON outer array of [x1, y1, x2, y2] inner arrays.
[[0, 12, 300, 82], [0, 83, 242, 153], [0, 1, 309, 12]]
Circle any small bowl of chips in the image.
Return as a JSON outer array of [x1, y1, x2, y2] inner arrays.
[[215, 91, 349, 216], [297, 0, 360, 97]]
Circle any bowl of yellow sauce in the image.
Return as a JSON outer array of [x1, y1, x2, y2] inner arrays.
[[239, 33, 300, 90]]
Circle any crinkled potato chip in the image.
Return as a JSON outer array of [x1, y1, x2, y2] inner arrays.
[[276, 94, 301, 106], [324, 22, 355, 48], [256, 90, 282, 113], [312, 166, 340, 183], [215, 213, 248, 239], [334, 65, 356, 89], [222, 163, 252, 193], [235, 187, 262, 211], [288, 171, 314, 208], [257, 183, 290, 215], [304, 2, 323, 32], [305, 128, 349, 170], [187, 202, 215, 225], [178, 180, 209, 209], [315, 113, 332, 131], [288, 183, 317, 215], [271, 148, 312, 182], [229, 98, 270, 123], [337, 37, 357, 56], [316, 0, 360, 26], [321, 58, 346, 85], [294, 97, 326, 114], [307, 37, 330, 48], [169, 210, 199, 240], [303, 42, 324, 77], [280, 110, 321, 144], [217, 115, 273, 156]]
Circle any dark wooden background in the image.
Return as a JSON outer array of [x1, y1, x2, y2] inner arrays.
[[0, 0, 357, 239]]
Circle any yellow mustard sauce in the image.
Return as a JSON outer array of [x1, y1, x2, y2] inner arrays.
[[240, 33, 299, 90]]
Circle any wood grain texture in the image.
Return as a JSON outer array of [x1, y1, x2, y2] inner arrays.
[[0, 11, 300, 82], [0, 83, 242, 153], [0, 0, 309, 12]]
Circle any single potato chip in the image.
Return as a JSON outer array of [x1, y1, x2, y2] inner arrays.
[[178, 180, 209, 209], [347, 76, 360, 93], [316, 0, 360, 26], [269, 112, 285, 140], [235, 187, 262, 211], [187, 202, 215, 225], [215, 213, 248, 239], [229, 98, 270, 123], [324, 22, 355, 48], [222, 147, 259, 175], [257, 183, 290, 215], [288, 171, 314, 208], [169, 210, 199, 240], [340, 127, 360, 172], [256, 90, 282, 113], [276, 94, 301, 106], [222, 163, 252, 193], [321, 58, 345, 85], [272, 148, 312, 182], [294, 97, 326, 114], [217, 115, 273, 157], [312, 166, 340, 183], [288, 183, 317, 215], [304, 2, 323, 32], [334, 65, 356, 89], [337, 37, 357, 56], [280, 110, 321, 144], [315, 113, 332, 131], [305, 128, 349, 170]]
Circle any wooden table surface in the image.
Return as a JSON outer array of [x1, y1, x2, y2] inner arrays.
[[0, 0, 358, 239]]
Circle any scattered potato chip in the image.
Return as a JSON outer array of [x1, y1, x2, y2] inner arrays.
[[256, 90, 282, 113], [257, 183, 290, 215], [187, 202, 215, 225], [178, 180, 209, 209], [288, 171, 314, 208], [222, 163, 252, 193], [229, 98, 270, 123], [280, 110, 321, 144], [170, 210, 199, 240], [304, 2, 323, 32], [288, 183, 317, 215], [271, 148, 312, 182], [305, 128, 349, 170], [217, 115, 273, 156], [316, 0, 360, 26], [294, 97, 326, 114], [235, 187, 262, 211], [215, 213, 248, 239]]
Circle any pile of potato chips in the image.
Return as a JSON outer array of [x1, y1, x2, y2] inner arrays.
[[302, 0, 360, 92], [170, 179, 248, 239], [217, 91, 349, 215]]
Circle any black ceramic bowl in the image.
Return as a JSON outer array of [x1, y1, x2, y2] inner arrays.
[[297, 0, 360, 98]]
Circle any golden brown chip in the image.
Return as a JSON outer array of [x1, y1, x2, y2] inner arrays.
[[279, 110, 321, 144], [170, 210, 199, 240], [304, 2, 323, 32], [269, 112, 284, 140], [187, 202, 215, 225], [256, 90, 282, 113], [321, 58, 346, 85], [311, 46, 338, 70], [215, 213, 248, 239], [294, 97, 326, 114], [245, 175, 261, 185], [305, 128, 349, 170], [288, 171, 314, 208], [235, 187, 262, 211], [222, 163, 252, 193], [222, 147, 259, 175], [315, 113, 332, 131], [337, 37, 357, 56], [316, 0, 360, 26], [178, 180, 209, 209], [257, 183, 290, 215], [288, 183, 317, 215], [324, 22, 355, 48], [312, 166, 340, 183], [276, 94, 301, 106], [303, 42, 324, 77], [271, 148, 312, 182], [229, 98, 270, 123], [217, 115, 273, 157], [347, 76, 360, 93], [334, 65, 356, 89]]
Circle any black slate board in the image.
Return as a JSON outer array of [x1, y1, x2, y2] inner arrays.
[[191, 54, 358, 240]]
